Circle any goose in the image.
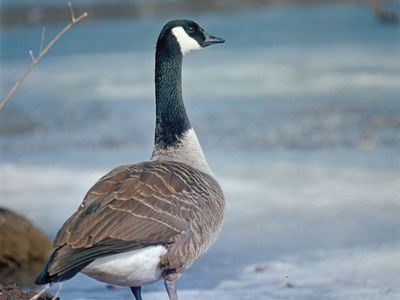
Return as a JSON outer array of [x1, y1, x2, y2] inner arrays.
[[35, 19, 225, 300]]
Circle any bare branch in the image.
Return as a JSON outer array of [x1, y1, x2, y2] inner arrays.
[[29, 50, 36, 62], [0, 3, 88, 110], [29, 284, 50, 300], [68, 2, 76, 23], [40, 26, 46, 52]]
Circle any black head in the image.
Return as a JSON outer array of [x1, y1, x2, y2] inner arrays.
[[157, 19, 225, 56]]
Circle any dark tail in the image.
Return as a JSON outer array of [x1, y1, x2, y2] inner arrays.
[[35, 269, 51, 285], [34, 248, 93, 285], [35, 239, 155, 285], [35, 251, 58, 284]]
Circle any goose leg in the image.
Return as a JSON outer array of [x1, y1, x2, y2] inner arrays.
[[164, 273, 179, 300], [130, 286, 143, 300]]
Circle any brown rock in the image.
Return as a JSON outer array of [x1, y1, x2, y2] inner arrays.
[[0, 207, 52, 287], [285, 282, 295, 288], [254, 266, 267, 273]]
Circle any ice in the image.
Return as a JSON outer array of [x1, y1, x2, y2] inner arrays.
[[215, 245, 400, 300], [48, 246, 400, 300], [0, 163, 105, 236]]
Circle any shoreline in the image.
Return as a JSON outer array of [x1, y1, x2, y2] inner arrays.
[[0, 0, 367, 27]]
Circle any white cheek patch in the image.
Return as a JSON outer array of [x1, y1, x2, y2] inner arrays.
[[172, 26, 201, 55]]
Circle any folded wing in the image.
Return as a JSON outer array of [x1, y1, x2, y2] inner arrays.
[[36, 161, 209, 284]]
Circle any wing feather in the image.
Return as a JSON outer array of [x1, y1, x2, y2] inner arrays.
[[37, 160, 222, 283]]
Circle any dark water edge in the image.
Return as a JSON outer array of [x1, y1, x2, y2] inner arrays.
[[0, 0, 372, 27]]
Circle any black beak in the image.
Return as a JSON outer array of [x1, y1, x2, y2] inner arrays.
[[202, 31, 225, 47]]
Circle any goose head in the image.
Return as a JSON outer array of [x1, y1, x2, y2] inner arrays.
[[157, 19, 225, 56]]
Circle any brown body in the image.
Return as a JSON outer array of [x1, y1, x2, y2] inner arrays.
[[41, 160, 224, 282]]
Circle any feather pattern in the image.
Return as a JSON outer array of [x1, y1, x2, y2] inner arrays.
[[39, 160, 224, 283]]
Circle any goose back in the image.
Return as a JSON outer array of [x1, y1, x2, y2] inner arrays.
[[39, 160, 225, 282]]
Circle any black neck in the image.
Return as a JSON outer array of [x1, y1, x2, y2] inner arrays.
[[154, 40, 191, 148]]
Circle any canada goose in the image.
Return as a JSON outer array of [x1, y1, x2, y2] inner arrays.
[[35, 20, 225, 300]]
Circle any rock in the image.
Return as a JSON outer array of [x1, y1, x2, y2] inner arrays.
[[0, 284, 55, 300], [254, 266, 267, 273], [285, 282, 295, 288], [0, 207, 52, 287]]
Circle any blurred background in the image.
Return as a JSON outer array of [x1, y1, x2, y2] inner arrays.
[[1, 0, 399, 299]]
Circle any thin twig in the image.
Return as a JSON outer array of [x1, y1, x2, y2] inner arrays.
[[29, 284, 50, 300], [68, 2, 76, 23], [0, 3, 88, 110], [39, 26, 46, 52], [29, 50, 35, 62], [51, 283, 63, 300]]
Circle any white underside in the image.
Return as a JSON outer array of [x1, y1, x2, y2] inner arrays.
[[82, 245, 167, 287]]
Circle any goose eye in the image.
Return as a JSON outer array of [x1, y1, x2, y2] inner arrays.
[[188, 27, 195, 33]]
